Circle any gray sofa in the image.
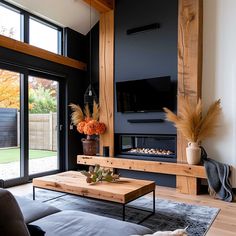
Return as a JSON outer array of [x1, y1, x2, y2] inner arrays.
[[0, 189, 153, 236]]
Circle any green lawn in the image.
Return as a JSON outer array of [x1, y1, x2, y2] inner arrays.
[[0, 148, 56, 164]]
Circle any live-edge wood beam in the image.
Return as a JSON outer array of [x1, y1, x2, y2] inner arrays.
[[77, 155, 207, 179], [0, 35, 87, 71], [177, 0, 203, 194], [99, 9, 114, 156], [83, 0, 114, 13]]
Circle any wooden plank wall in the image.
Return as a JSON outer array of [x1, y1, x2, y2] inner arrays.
[[177, 0, 203, 194]]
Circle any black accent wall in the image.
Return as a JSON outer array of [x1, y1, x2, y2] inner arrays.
[[114, 0, 178, 187], [115, 0, 178, 135], [64, 27, 87, 62], [64, 26, 99, 169]]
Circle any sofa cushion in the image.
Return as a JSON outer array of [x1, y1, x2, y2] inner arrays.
[[15, 196, 61, 223], [0, 189, 30, 236], [27, 224, 46, 236], [32, 210, 153, 236]]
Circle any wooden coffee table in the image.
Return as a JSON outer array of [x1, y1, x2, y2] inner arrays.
[[32, 171, 156, 223]]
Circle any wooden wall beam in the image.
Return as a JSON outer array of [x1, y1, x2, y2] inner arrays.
[[99, 9, 114, 156], [0, 35, 87, 71], [83, 0, 114, 13], [177, 0, 203, 194]]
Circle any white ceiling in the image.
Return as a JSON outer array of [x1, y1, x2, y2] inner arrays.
[[5, 0, 100, 35]]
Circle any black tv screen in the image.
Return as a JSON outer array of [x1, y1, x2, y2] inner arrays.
[[116, 76, 176, 112]]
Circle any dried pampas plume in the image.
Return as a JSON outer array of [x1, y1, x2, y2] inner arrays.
[[92, 100, 100, 121], [84, 104, 91, 119], [69, 100, 101, 125], [69, 103, 84, 125], [163, 98, 222, 143]]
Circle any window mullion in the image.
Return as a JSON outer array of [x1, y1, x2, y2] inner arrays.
[[23, 12, 29, 44]]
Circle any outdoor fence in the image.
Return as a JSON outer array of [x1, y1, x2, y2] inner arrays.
[[0, 108, 57, 151], [0, 108, 17, 148], [28, 113, 57, 151]]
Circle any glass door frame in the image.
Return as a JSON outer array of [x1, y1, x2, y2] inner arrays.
[[28, 70, 66, 180], [0, 63, 66, 187]]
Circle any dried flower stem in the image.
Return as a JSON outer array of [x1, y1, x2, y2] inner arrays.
[[163, 98, 222, 143]]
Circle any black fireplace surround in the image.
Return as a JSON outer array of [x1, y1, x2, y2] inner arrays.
[[115, 134, 177, 163]]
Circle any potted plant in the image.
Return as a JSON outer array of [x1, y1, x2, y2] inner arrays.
[[163, 98, 222, 165], [70, 101, 106, 156]]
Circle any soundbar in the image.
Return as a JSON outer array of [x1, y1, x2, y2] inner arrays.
[[127, 119, 164, 123], [127, 23, 160, 35]]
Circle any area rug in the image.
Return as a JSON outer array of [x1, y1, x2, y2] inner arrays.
[[26, 189, 219, 236]]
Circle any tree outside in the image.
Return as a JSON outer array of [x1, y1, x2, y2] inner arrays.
[[0, 69, 20, 109], [0, 70, 57, 113], [29, 77, 57, 114]]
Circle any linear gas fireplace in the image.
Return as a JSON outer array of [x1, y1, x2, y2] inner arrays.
[[115, 134, 177, 163]]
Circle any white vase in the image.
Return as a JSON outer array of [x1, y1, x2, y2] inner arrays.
[[186, 142, 201, 165]]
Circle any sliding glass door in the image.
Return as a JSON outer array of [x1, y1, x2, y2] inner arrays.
[[0, 69, 21, 180], [28, 76, 59, 175], [0, 65, 64, 186]]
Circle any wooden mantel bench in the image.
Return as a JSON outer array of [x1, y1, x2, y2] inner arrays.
[[77, 155, 207, 195]]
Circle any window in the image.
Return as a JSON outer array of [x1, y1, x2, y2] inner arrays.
[[0, 69, 21, 180], [29, 17, 61, 54], [0, 2, 62, 54], [0, 3, 22, 40]]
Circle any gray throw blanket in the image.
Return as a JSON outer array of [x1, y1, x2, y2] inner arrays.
[[202, 147, 234, 202]]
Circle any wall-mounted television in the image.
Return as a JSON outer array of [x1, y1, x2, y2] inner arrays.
[[116, 76, 176, 113]]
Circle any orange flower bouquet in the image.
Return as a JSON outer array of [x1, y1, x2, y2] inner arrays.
[[69, 101, 106, 155], [70, 101, 106, 136]]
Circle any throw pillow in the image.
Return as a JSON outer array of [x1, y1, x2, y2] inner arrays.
[[0, 188, 30, 236]]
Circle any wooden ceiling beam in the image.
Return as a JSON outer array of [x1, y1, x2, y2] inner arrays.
[[83, 0, 114, 13], [0, 35, 87, 71]]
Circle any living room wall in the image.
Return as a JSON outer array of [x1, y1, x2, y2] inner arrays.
[[114, 0, 178, 134], [202, 0, 236, 188], [114, 0, 178, 187]]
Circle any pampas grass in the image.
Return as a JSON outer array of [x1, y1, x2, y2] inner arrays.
[[163, 98, 222, 143], [69, 100, 100, 126], [69, 103, 84, 125], [84, 104, 91, 119], [92, 100, 100, 121]]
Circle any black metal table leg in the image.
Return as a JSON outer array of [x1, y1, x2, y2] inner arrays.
[[122, 204, 126, 221], [33, 186, 35, 200], [123, 189, 156, 224], [153, 189, 156, 214]]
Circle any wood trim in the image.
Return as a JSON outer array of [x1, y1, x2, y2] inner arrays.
[[83, 0, 114, 13], [176, 176, 199, 195], [177, 0, 203, 194], [99, 10, 114, 156], [0, 35, 87, 71], [177, 0, 203, 162], [77, 155, 207, 179]]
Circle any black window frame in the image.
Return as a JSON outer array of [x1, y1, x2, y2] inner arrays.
[[0, 61, 67, 188], [0, 0, 63, 55]]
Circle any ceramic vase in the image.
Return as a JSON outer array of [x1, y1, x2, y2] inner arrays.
[[186, 142, 201, 165], [81, 135, 97, 156]]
